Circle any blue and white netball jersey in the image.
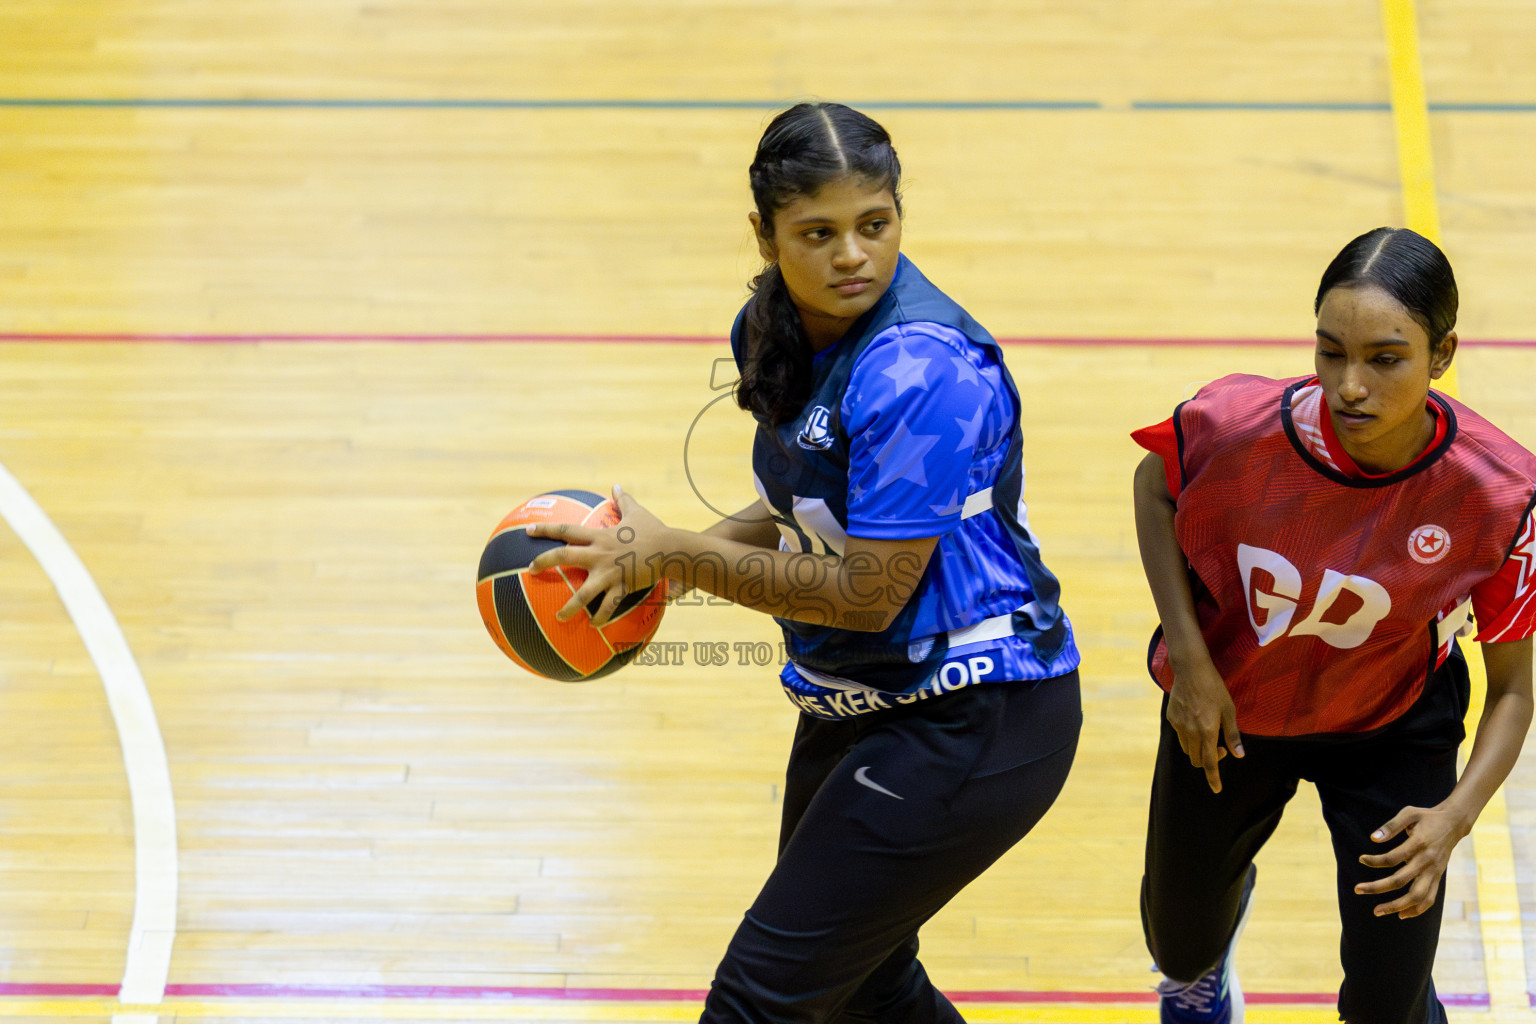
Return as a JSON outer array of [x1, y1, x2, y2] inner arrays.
[[732, 257, 1079, 719]]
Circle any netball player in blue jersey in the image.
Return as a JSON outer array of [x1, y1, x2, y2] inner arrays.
[[528, 102, 1082, 1023], [1133, 228, 1536, 1024]]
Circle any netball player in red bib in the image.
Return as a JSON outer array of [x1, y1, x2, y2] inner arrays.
[[1132, 228, 1536, 1024]]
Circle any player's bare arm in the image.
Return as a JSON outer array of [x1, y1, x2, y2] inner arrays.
[[1356, 635, 1534, 919], [1134, 452, 1245, 793], [529, 484, 938, 631]]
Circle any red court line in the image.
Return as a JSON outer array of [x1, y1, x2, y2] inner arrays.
[[0, 982, 1493, 1007], [2, 331, 1535, 347], [0, 332, 724, 344]]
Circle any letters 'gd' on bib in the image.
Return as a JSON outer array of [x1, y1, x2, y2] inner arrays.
[[1151, 374, 1536, 737]]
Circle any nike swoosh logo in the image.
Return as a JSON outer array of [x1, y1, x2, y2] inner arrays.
[[854, 766, 904, 801]]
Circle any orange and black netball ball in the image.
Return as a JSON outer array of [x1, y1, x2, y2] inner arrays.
[[476, 490, 666, 681]]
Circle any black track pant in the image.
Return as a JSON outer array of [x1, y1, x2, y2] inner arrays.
[[1141, 651, 1470, 1024], [700, 671, 1082, 1024]]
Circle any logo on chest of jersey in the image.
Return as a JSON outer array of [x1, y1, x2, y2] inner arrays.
[[1408, 524, 1451, 564], [1236, 543, 1392, 650], [797, 406, 834, 450]]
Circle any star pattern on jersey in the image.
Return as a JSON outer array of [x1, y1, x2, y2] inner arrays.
[[872, 420, 940, 489], [954, 404, 986, 453], [847, 332, 1006, 525], [929, 490, 964, 517], [1473, 512, 1536, 643], [1512, 515, 1536, 594], [880, 346, 932, 396]]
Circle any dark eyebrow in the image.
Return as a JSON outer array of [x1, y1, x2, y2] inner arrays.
[[1315, 328, 1411, 348], [789, 205, 896, 227]]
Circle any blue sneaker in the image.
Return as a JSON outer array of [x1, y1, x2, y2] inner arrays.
[[1156, 865, 1255, 1023]]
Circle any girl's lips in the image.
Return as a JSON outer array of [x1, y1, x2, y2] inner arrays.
[[833, 279, 870, 296]]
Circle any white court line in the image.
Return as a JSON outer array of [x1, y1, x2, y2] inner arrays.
[[0, 462, 178, 1023]]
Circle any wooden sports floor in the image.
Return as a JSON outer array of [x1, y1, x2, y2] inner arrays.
[[2, 1, 1536, 1022]]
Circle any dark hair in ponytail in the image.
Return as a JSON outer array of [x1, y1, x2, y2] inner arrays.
[[735, 103, 902, 424], [1315, 227, 1458, 354]]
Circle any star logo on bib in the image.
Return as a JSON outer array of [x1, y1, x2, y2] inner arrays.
[[1408, 524, 1450, 564]]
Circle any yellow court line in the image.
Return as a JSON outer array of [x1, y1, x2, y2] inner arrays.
[[1382, 0, 1453, 410], [1382, 0, 1529, 1011], [1381, 0, 1443, 243]]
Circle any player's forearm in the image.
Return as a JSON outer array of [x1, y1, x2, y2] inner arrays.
[[1134, 454, 1215, 672], [649, 527, 917, 631], [1443, 640, 1535, 833]]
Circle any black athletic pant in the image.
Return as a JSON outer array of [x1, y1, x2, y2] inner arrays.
[[700, 671, 1082, 1024], [1141, 650, 1470, 1024]]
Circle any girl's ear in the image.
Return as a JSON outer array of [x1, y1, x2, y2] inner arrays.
[[749, 212, 777, 262], [1429, 333, 1458, 380]]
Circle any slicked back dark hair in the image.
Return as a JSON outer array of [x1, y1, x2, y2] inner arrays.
[[735, 103, 902, 424], [1315, 227, 1458, 354]]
